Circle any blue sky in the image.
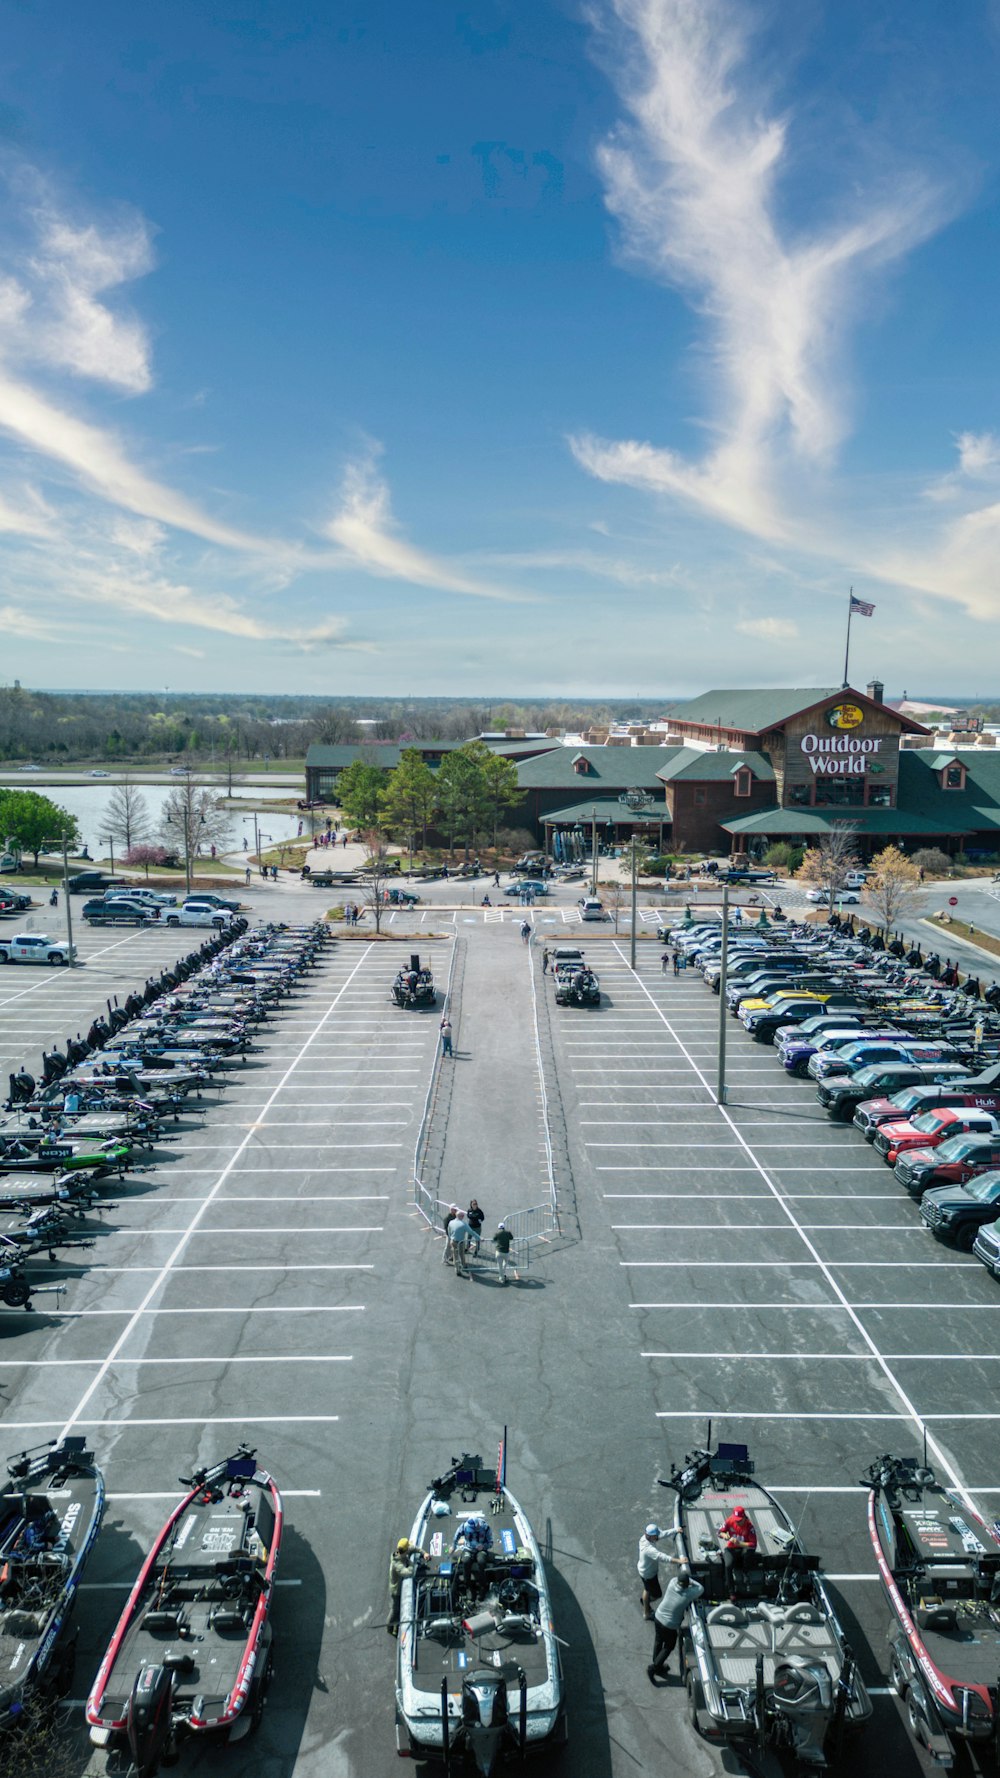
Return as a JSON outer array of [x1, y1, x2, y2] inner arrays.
[[1, 0, 1000, 697]]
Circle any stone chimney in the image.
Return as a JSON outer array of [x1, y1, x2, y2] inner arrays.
[[866, 679, 884, 705]]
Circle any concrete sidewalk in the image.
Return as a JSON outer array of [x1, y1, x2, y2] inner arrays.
[[435, 929, 550, 1227]]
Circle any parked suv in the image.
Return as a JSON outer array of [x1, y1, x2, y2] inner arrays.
[[922, 1171, 1000, 1249]]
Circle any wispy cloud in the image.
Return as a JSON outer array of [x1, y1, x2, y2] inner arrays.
[[472, 545, 686, 587], [324, 446, 532, 602], [737, 615, 798, 641], [573, 0, 950, 540], [924, 430, 1000, 502], [0, 601, 59, 640]]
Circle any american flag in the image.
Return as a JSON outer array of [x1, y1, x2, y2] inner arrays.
[[850, 593, 875, 617]]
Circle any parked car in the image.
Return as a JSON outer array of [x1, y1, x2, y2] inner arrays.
[[854, 1074, 1000, 1139], [105, 886, 178, 907], [183, 892, 242, 912], [972, 1217, 1000, 1279], [82, 899, 156, 926], [67, 871, 119, 895], [778, 1023, 875, 1076], [0, 884, 32, 911], [874, 1106, 1000, 1165], [921, 1172, 1000, 1249], [579, 898, 606, 921], [89, 769, 110, 778], [805, 887, 861, 904], [819, 1061, 974, 1120], [743, 996, 863, 1041], [894, 1134, 1000, 1196], [163, 901, 237, 928], [0, 931, 76, 965], [503, 879, 550, 898], [808, 1038, 957, 1083]]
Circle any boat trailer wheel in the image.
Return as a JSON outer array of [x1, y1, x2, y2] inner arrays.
[[887, 1646, 908, 1698]]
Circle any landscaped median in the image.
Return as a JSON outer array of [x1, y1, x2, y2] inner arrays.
[[926, 913, 1000, 966]]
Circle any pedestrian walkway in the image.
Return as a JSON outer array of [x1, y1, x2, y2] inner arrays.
[[435, 937, 550, 1228]]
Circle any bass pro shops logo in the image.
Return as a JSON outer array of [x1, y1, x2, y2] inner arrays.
[[825, 703, 864, 731]]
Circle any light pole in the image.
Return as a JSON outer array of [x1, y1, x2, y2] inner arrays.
[[591, 807, 598, 896], [103, 835, 115, 881], [618, 790, 652, 970], [43, 835, 75, 966], [184, 813, 206, 896], [717, 884, 730, 1104]]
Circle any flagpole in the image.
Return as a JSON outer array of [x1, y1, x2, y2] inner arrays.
[[842, 586, 853, 688]]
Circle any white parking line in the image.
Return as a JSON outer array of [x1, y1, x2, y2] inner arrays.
[[55, 944, 376, 1442]]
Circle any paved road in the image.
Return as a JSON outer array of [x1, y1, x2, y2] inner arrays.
[[2, 895, 998, 1774]]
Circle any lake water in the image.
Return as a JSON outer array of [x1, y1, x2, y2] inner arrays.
[[1, 782, 306, 857]]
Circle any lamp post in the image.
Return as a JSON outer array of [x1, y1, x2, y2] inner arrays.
[[184, 813, 206, 897], [42, 834, 75, 966], [618, 789, 652, 970], [103, 835, 115, 882], [717, 884, 730, 1105]]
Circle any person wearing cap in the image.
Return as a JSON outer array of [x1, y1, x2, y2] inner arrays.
[[492, 1220, 516, 1284], [648, 1566, 703, 1682], [718, 1505, 757, 1599], [441, 1206, 462, 1267], [636, 1523, 683, 1620], [388, 1537, 424, 1635]]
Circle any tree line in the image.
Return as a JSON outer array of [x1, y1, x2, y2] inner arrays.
[[334, 743, 522, 858], [0, 684, 669, 764]]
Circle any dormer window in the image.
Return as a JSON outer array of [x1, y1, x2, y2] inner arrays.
[[942, 762, 966, 791], [572, 753, 590, 775], [733, 767, 752, 798]]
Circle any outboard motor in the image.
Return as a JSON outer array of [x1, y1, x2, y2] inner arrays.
[[460, 1667, 520, 1777], [768, 1653, 836, 1765], [126, 1662, 180, 1776], [42, 1050, 65, 1086]]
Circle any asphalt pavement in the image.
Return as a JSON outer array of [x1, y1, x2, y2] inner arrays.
[[2, 875, 999, 1775]]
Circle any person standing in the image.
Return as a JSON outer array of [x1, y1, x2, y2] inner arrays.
[[442, 1206, 461, 1266], [388, 1537, 424, 1636], [466, 1198, 485, 1256], [521, 920, 531, 944], [245, 866, 252, 885], [448, 1213, 471, 1277], [637, 1524, 681, 1619], [439, 1016, 453, 1057], [542, 948, 550, 974], [492, 1220, 515, 1284], [648, 1567, 703, 1682], [661, 951, 669, 975]]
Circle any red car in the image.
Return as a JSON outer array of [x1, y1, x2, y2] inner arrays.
[[874, 1105, 1000, 1165], [895, 1134, 1000, 1196]]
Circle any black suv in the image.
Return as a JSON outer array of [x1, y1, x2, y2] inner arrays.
[[921, 1171, 1000, 1248]]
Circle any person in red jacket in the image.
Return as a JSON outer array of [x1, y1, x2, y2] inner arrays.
[[718, 1506, 757, 1598]]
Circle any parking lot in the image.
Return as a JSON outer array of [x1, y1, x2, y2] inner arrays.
[[1, 890, 998, 1775]]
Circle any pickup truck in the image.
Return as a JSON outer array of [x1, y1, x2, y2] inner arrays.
[[853, 1073, 1000, 1139], [875, 1105, 1000, 1165], [82, 899, 156, 927], [0, 931, 76, 966], [894, 1134, 1000, 1196]]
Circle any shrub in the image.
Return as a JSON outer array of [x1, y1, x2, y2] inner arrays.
[[911, 848, 952, 876], [763, 842, 803, 872]]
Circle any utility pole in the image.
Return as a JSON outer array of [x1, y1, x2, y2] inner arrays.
[[629, 834, 638, 971], [61, 836, 74, 967], [591, 807, 598, 896], [104, 835, 115, 881], [717, 884, 729, 1104]]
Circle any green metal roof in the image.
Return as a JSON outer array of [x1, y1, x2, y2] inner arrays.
[[657, 747, 775, 783], [540, 797, 668, 826], [722, 807, 959, 837], [895, 750, 1000, 831], [668, 688, 844, 732], [305, 742, 461, 770], [515, 744, 682, 790]]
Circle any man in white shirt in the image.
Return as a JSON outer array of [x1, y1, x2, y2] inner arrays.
[[636, 1523, 681, 1619]]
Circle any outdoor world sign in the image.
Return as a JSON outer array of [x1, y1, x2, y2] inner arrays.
[[799, 705, 890, 775]]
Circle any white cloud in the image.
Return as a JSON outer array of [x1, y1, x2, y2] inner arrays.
[[0, 602, 58, 640], [27, 211, 154, 392], [924, 430, 1000, 502], [736, 616, 798, 641], [324, 446, 532, 603], [574, 0, 949, 540], [473, 545, 686, 587]]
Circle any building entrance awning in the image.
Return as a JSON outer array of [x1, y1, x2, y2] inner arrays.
[[722, 807, 963, 839], [541, 797, 669, 827]]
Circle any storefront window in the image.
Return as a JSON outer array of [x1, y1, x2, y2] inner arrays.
[[788, 784, 811, 806], [813, 777, 866, 806], [867, 783, 893, 808]]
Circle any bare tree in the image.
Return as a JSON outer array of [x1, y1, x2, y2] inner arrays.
[[161, 779, 234, 890], [795, 823, 859, 913], [358, 828, 395, 934], [865, 845, 922, 931], [104, 775, 150, 853]]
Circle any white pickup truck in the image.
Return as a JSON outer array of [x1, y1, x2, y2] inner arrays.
[[0, 931, 76, 966]]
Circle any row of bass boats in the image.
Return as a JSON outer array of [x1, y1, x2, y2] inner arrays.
[[4, 1426, 997, 1773], [0, 1437, 279, 1776], [0, 919, 333, 1315], [661, 1434, 1000, 1772]]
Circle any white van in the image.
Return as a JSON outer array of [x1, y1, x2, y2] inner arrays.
[[844, 870, 869, 890]]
